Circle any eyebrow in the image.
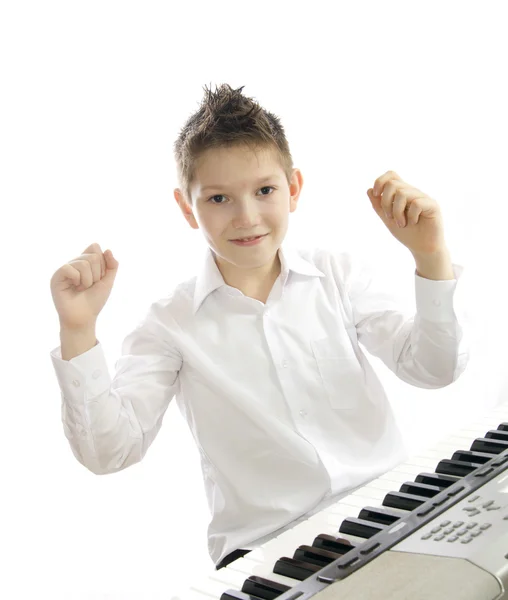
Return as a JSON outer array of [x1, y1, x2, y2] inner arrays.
[[201, 174, 279, 193]]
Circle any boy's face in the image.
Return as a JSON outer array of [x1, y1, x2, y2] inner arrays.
[[174, 144, 302, 277]]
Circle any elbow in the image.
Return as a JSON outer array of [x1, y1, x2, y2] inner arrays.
[[73, 441, 144, 476], [396, 352, 469, 389]]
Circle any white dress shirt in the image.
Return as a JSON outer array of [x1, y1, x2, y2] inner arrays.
[[50, 243, 468, 566]]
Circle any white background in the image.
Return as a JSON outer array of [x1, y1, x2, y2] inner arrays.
[[1, 1, 508, 598]]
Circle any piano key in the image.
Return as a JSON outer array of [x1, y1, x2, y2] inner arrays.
[[191, 575, 244, 599], [311, 533, 355, 553], [225, 557, 299, 588], [293, 544, 344, 567], [471, 437, 508, 454], [382, 491, 428, 511], [398, 481, 442, 498], [485, 429, 508, 441], [414, 472, 460, 488], [180, 589, 219, 600], [393, 463, 435, 477], [349, 486, 390, 502], [375, 470, 422, 485], [357, 505, 403, 525], [221, 590, 264, 600], [435, 459, 482, 477], [360, 477, 403, 492], [338, 517, 388, 538], [451, 450, 497, 464], [242, 575, 291, 600], [273, 557, 322, 581], [208, 567, 252, 588]]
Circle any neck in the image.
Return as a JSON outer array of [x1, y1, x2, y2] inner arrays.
[[216, 251, 281, 294]]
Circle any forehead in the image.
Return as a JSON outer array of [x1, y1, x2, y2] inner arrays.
[[193, 145, 282, 190]]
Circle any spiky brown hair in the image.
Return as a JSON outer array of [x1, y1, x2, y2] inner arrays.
[[173, 83, 294, 204]]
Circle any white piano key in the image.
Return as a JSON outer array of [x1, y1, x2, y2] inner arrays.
[[226, 556, 300, 587], [392, 463, 432, 477], [179, 587, 217, 600], [349, 477, 395, 492], [350, 486, 388, 503], [207, 567, 250, 588], [457, 425, 497, 438], [375, 470, 416, 485], [190, 576, 235, 599]]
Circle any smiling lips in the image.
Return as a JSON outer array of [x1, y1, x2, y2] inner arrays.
[[232, 234, 266, 241]]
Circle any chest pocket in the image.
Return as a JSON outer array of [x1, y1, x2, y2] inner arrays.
[[310, 335, 366, 410]]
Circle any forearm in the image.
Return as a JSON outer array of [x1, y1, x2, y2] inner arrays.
[[412, 247, 455, 281]]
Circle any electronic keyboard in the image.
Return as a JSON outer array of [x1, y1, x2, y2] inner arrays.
[[175, 402, 508, 600]]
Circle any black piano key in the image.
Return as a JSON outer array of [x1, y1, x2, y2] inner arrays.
[[452, 450, 497, 464], [339, 517, 387, 539], [471, 437, 508, 455], [242, 576, 291, 600], [358, 506, 402, 525], [497, 422, 508, 431], [293, 545, 343, 567], [312, 534, 355, 554], [273, 557, 321, 581], [221, 590, 264, 600], [399, 481, 442, 498], [485, 429, 508, 441], [414, 472, 460, 488], [435, 459, 482, 477], [382, 491, 428, 511]]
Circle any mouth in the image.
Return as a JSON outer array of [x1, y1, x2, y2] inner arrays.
[[229, 233, 268, 245]]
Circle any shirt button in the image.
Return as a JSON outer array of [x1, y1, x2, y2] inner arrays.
[[432, 299, 441, 306], [282, 360, 289, 368], [92, 370, 101, 379], [299, 409, 307, 417], [72, 379, 80, 387]]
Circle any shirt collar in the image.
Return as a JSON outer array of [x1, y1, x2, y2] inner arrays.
[[193, 241, 325, 314]]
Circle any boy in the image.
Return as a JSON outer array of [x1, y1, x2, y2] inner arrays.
[[49, 83, 468, 570]]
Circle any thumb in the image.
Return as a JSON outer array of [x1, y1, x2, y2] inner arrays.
[[103, 249, 119, 282]]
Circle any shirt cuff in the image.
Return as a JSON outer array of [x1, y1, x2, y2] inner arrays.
[[414, 263, 464, 323], [50, 339, 112, 403]]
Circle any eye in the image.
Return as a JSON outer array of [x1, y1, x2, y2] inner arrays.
[[207, 186, 275, 204]]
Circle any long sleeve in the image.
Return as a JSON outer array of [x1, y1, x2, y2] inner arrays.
[[346, 256, 469, 388], [50, 320, 182, 474]]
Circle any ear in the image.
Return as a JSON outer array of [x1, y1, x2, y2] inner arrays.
[[174, 188, 199, 230], [289, 169, 303, 212]]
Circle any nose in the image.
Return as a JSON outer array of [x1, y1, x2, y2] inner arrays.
[[231, 198, 262, 229]]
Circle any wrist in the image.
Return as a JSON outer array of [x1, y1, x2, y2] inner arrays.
[[411, 247, 455, 280]]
